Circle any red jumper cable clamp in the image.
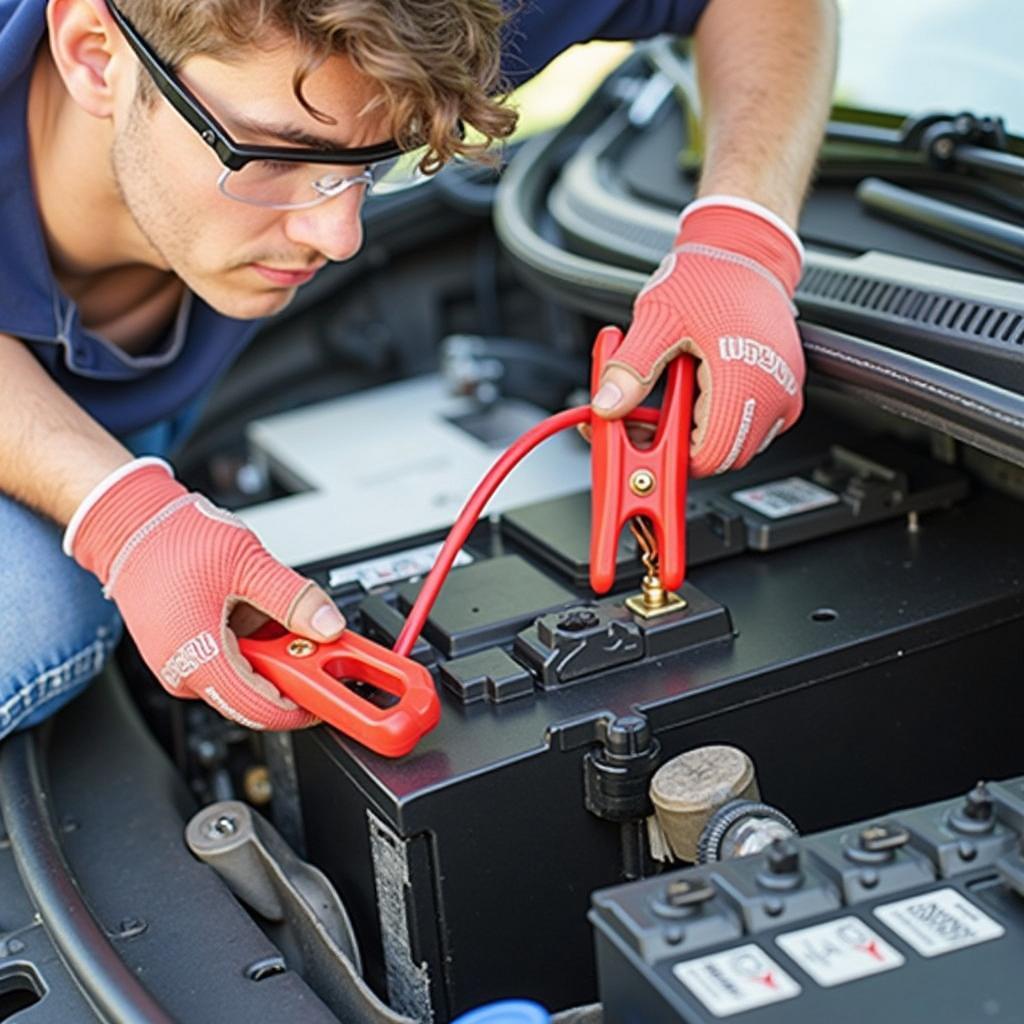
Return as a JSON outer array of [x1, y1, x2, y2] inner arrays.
[[238, 627, 439, 758], [588, 325, 695, 606]]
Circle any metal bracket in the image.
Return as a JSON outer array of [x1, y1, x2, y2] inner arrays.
[[186, 801, 414, 1024]]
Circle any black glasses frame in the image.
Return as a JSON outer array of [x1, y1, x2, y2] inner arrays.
[[105, 0, 408, 170]]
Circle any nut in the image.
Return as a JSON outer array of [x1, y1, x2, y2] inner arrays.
[[629, 469, 656, 496]]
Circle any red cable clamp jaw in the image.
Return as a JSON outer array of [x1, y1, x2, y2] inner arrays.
[[238, 629, 440, 758], [588, 325, 695, 595]]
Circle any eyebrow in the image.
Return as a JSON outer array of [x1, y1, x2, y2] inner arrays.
[[226, 112, 356, 152]]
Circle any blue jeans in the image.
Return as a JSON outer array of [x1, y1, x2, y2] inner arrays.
[[0, 403, 206, 740]]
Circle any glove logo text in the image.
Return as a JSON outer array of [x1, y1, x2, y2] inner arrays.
[[161, 631, 219, 688], [718, 336, 798, 396]]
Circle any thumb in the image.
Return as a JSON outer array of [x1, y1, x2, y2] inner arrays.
[[591, 363, 656, 421], [289, 585, 346, 641]]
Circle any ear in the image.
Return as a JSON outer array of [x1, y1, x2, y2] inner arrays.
[[46, 0, 130, 119]]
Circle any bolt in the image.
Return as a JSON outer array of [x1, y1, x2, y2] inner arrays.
[[664, 925, 685, 945], [201, 129, 216, 145], [964, 782, 993, 821], [640, 573, 668, 610], [629, 469, 656, 496], [605, 714, 651, 757], [766, 838, 800, 875], [949, 781, 995, 835], [6, 939, 24, 954], [287, 638, 317, 658], [558, 608, 600, 633], [934, 137, 954, 160], [206, 813, 239, 839], [860, 869, 880, 889], [763, 898, 784, 917]]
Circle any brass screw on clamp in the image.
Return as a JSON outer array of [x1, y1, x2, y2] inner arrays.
[[629, 469, 656, 496], [624, 516, 687, 620]]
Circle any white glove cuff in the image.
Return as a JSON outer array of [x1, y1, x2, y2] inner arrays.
[[679, 194, 805, 266], [62, 456, 175, 557]]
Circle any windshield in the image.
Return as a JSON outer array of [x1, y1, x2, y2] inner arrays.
[[836, 0, 1024, 134]]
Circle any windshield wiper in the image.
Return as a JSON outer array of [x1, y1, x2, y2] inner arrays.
[[856, 177, 1024, 272], [828, 111, 1024, 185]]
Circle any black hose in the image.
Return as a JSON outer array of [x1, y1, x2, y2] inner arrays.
[[0, 730, 176, 1024]]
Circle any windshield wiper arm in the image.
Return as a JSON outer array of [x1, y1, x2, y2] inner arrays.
[[829, 111, 1024, 186], [856, 176, 1024, 271]]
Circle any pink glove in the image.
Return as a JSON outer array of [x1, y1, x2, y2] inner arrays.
[[592, 196, 805, 476], [64, 458, 346, 731]]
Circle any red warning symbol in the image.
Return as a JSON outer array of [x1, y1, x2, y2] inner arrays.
[[858, 940, 884, 962]]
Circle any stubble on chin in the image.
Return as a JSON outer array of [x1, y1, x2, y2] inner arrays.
[[109, 101, 306, 320]]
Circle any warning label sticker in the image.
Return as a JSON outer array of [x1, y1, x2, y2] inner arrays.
[[730, 476, 839, 519], [327, 543, 471, 592], [673, 943, 801, 1017], [775, 916, 905, 987], [873, 888, 1005, 958]]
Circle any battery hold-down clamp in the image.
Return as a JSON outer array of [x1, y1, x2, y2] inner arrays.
[[239, 326, 696, 757]]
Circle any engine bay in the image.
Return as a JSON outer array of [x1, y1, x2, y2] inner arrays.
[[3, 42, 1024, 1024]]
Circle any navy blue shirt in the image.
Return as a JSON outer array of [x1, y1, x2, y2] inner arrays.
[[0, 0, 709, 435]]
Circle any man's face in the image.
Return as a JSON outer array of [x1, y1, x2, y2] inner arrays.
[[110, 41, 388, 320]]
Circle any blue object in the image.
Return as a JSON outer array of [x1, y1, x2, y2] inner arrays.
[[0, 0, 709, 436], [451, 999, 550, 1024]]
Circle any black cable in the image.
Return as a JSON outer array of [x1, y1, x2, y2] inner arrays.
[[0, 730, 176, 1024]]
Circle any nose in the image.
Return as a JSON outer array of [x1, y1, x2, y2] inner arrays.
[[283, 185, 367, 263]]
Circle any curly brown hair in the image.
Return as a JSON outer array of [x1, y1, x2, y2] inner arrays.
[[120, 0, 519, 171]]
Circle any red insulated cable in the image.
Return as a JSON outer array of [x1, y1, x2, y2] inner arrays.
[[393, 404, 661, 658]]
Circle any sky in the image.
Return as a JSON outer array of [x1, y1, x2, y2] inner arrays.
[[835, 0, 1024, 132]]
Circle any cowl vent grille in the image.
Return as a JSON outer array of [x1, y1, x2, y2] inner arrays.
[[798, 267, 1024, 348]]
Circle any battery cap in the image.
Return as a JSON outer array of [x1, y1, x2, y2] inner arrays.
[[648, 745, 759, 862]]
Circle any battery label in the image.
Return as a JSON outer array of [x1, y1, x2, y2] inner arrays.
[[775, 916, 905, 987], [327, 543, 472, 592], [873, 888, 1005, 958], [730, 477, 839, 519], [673, 943, 801, 1017]]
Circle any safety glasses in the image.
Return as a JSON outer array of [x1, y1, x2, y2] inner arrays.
[[105, 0, 422, 209]]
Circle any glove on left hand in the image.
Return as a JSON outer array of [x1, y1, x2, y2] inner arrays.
[[64, 458, 342, 731]]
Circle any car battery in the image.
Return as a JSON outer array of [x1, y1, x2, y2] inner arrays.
[[591, 777, 1024, 1023], [287, 414, 1024, 1021]]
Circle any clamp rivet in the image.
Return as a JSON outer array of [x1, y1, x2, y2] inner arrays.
[[287, 638, 317, 657], [629, 469, 656, 496]]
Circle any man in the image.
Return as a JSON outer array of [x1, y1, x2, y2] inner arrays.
[[0, 0, 837, 738]]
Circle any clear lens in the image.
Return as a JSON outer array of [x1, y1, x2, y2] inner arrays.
[[219, 161, 373, 209], [368, 147, 432, 194]]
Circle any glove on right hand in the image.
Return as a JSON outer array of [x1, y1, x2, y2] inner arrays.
[[64, 458, 345, 731], [593, 196, 806, 476]]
